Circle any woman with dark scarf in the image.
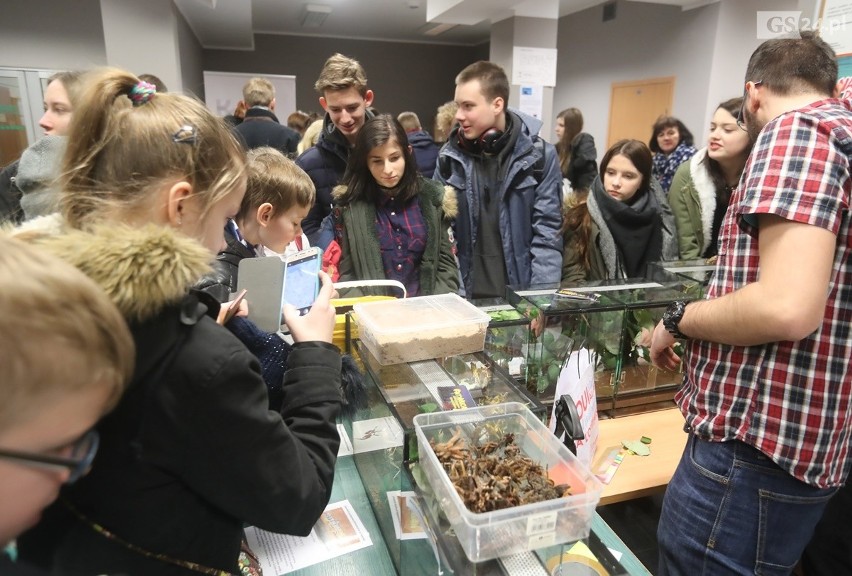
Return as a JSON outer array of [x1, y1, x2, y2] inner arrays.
[[561, 139, 677, 284], [649, 115, 697, 193]]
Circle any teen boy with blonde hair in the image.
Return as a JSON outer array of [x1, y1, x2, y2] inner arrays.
[[200, 147, 315, 302]]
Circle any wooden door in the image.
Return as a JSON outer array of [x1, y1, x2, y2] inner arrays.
[[607, 77, 675, 149]]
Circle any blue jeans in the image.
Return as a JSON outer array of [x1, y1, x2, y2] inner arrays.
[[657, 435, 837, 576]]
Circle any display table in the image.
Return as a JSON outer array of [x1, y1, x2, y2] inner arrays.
[[595, 407, 687, 505], [308, 343, 654, 575]]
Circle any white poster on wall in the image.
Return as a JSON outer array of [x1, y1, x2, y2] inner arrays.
[[817, 0, 852, 55], [519, 85, 543, 119], [202, 71, 297, 119], [511, 47, 557, 87]]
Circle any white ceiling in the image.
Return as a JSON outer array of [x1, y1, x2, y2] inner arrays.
[[174, 0, 719, 51]]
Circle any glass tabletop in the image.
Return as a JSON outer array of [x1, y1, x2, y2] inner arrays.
[[301, 344, 655, 576]]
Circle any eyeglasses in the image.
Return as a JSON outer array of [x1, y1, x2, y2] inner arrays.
[[0, 429, 99, 484], [736, 80, 762, 131]]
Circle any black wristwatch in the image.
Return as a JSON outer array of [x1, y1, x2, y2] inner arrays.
[[663, 300, 689, 339]]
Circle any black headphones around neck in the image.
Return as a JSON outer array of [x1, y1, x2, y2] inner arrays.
[[457, 127, 507, 155]]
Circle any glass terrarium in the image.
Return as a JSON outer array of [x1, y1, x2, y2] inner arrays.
[[353, 340, 544, 461], [472, 297, 530, 381], [507, 280, 690, 415], [607, 282, 690, 415], [647, 259, 716, 299], [506, 282, 624, 411]]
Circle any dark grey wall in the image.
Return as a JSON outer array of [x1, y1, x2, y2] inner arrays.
[[203, 34, 488, 137], [177, 6, 205, 99]]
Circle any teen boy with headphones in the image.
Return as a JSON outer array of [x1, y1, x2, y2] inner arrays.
[[435, 61, 563, 299]]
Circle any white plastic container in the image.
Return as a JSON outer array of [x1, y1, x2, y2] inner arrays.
[[413, 402, 603, 562], [353, 293, 490, 365]]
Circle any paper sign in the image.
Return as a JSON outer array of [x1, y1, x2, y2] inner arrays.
[[386, 490, 428, 540], [549, 349, 599, 467], [519, 84, 543, 119], [351, 416, 404, 454], [512, 47, 557, 87], [336, 423, 353, 457], [245, 500, 372, 574]]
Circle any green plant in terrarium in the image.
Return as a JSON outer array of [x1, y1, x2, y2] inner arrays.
[[485, 327, 512, 365], [522, 299, 625, 398], [619, 296, 686, 395], [627, 307, 657, 364], [418, 402, 439, 413], [486, 309, 523, 322]]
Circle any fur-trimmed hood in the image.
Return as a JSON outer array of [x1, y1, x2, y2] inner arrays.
[[687, 147, 717, 254], [337, 183, 458, 218], [9, 214, 212, 323], [332, 184, 347, 201], [441, 185, 459, 219]]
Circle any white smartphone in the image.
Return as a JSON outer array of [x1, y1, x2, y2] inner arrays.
[[283, 247, 323, 316]]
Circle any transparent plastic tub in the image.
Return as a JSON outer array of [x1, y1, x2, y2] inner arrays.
[[413, 402, 602, 562], [353, 293, 490, 365]]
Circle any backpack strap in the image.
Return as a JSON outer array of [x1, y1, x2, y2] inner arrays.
[[437, 153, 451, 181], [531, 137, 546, 184]]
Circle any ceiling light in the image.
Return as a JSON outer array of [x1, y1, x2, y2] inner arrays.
[[302, 4, 332, 28]]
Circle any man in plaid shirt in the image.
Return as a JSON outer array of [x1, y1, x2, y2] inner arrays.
[[650, 32, 852, 575]]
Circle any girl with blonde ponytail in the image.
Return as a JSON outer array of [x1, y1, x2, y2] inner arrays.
[[15, 67, 343, 576]]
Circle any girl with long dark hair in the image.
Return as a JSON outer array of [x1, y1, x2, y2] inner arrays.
[[668, 97, 753, 259], [555, 107, 597, 193], [332, 114, 459, 296], [562, 139, 677, 283]]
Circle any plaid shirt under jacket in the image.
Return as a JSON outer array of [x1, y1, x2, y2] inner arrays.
[[375, 193, 427, 296], [678, 98, 852, 488]]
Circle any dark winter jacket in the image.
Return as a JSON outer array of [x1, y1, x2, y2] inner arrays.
[[436, 109, 563, 296], [563, 132, 598, 192], [0, 553, 47, 575], [193, 226, 365, 415], [0, 159, 21, 225], [14, 218, 342, 576], [406, 129, 440, 178], [194, 227, 254, 302], [234, 107, 300, 156], [296, 111, 374, 244], [333, 177, 459, 296]]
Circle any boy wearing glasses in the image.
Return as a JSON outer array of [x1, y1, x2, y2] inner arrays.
[[0, 238, 133, 572], [651, 32, 852, 574]]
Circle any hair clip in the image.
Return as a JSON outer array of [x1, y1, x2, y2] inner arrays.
[[129, 81, 156, 107], [172, 124, 197, 144]]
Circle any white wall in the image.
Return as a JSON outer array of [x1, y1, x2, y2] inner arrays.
[[0, 0, 106, 69], [554, 1, 719, 160], [554, 0, 811, 158], [703, 0, 799, 141], [100, 0, 183, 92]]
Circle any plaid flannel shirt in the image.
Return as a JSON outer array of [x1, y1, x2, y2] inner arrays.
[[375, 194, 426, 296], [678, 98, 852, 488]]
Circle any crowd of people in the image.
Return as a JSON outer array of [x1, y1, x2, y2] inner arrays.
[[1, 31, 850, 576]]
